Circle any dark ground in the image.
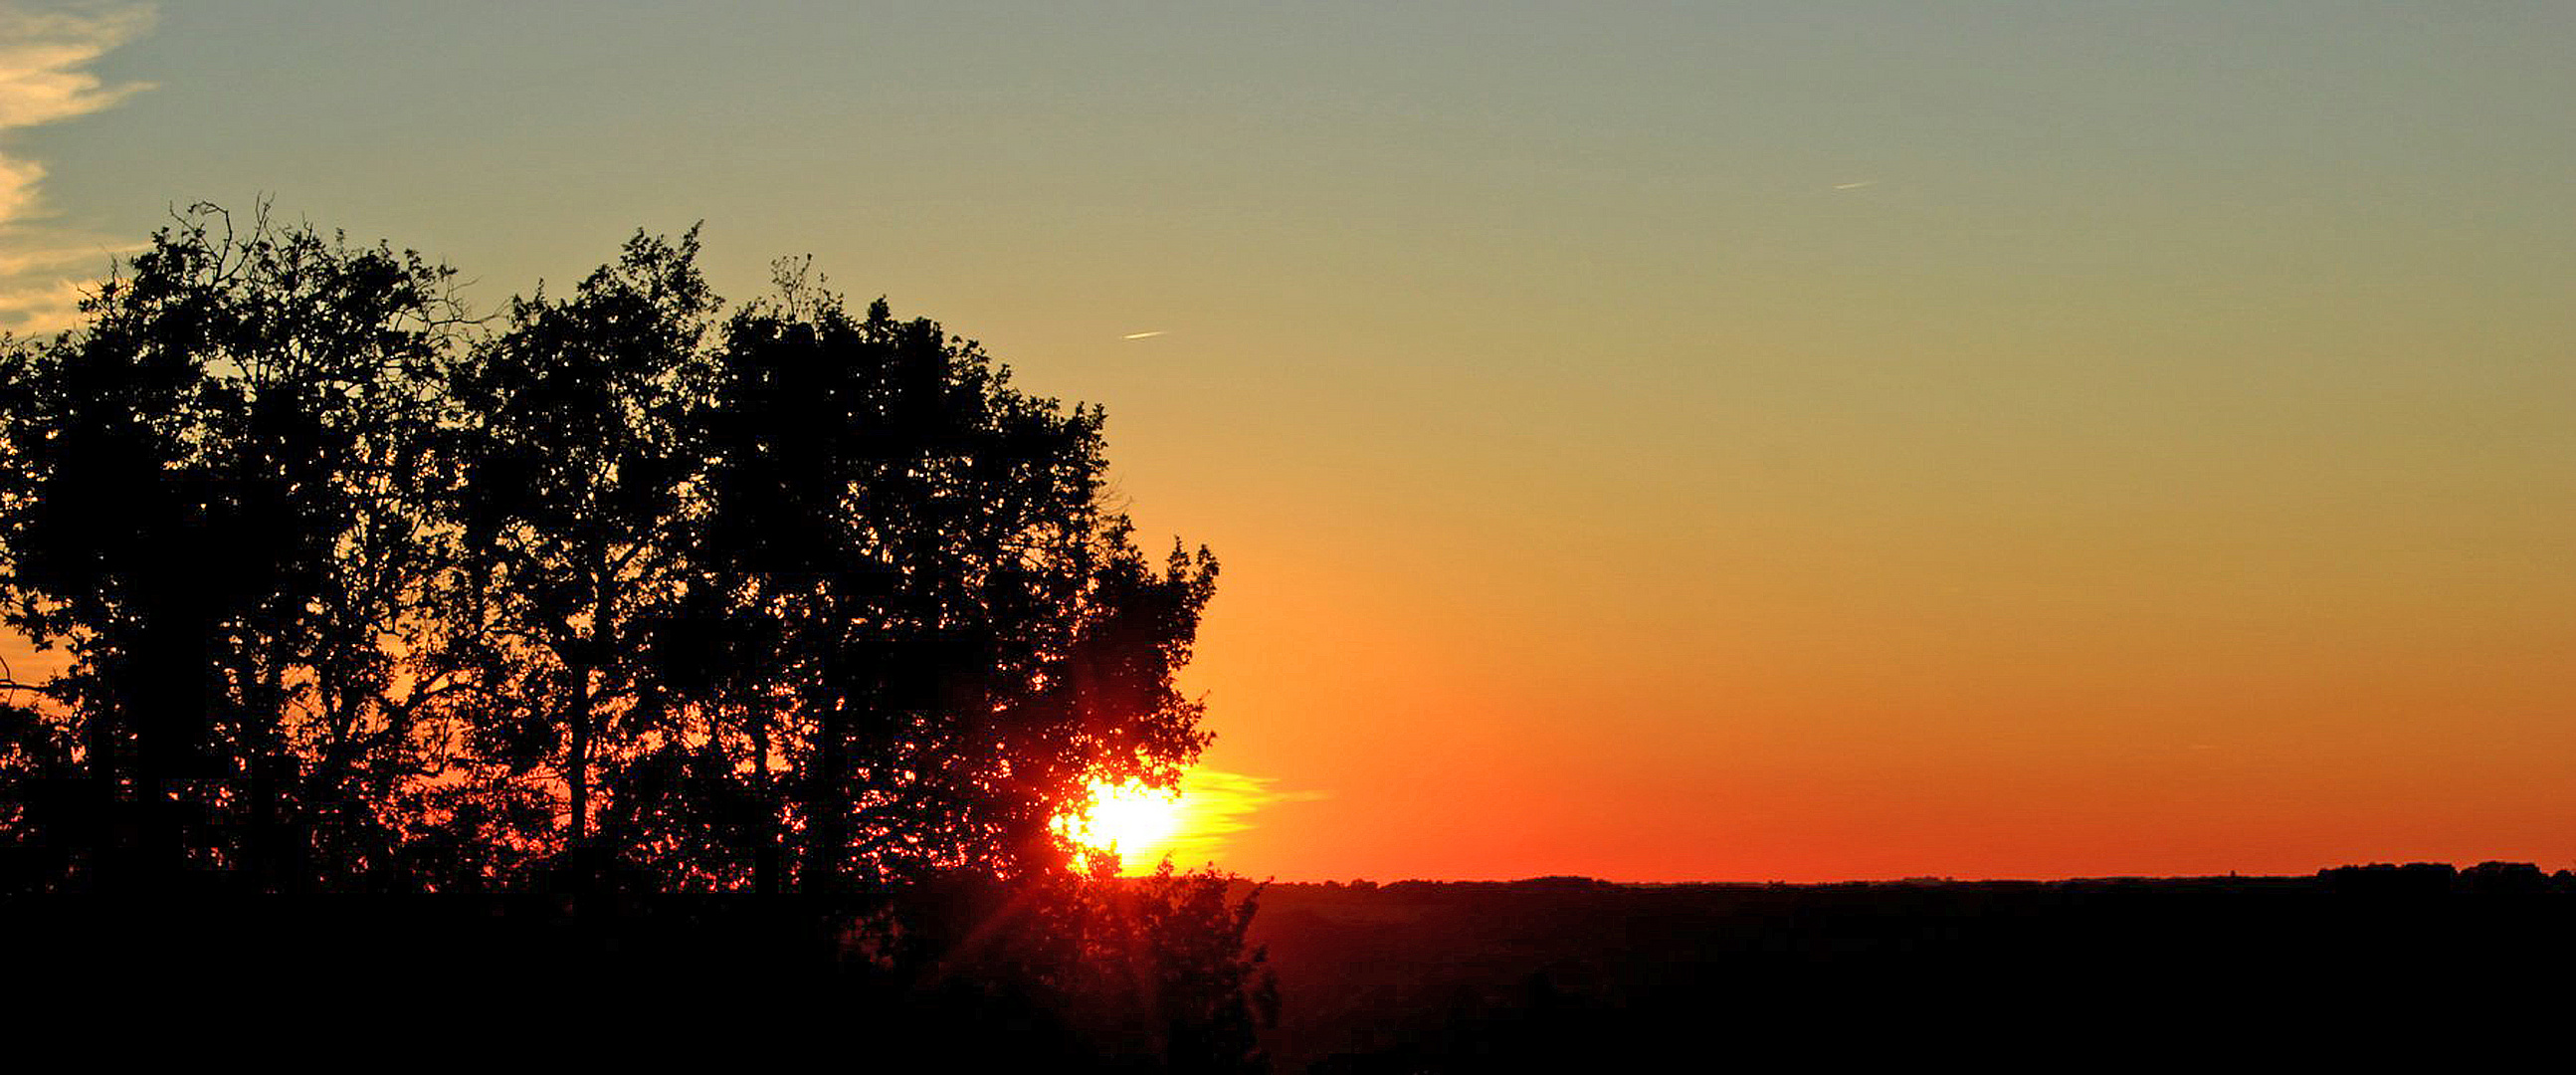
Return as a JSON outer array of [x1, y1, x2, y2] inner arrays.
[[6, 864, 2569, 1069], [1247, 865, 2576, 1070]]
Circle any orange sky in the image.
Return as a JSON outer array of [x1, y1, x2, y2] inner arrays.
[[8, 3, 2573, 880]]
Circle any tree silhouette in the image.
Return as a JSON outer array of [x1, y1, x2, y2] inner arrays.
[[0, 204, 465, 890], [0, 208, 1268, 1066], [676, 261, 1217, 891], [439, 226, 719, 888], [0, 213, 1226, 897]]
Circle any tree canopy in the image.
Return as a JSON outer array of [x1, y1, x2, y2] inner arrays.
[[0, 206, 1220, 897], [0, 204, 1267, 1071]]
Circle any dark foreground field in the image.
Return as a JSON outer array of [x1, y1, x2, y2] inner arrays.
[[1251, 866, 2576, 1070], [8, 864, 2570, 1069]]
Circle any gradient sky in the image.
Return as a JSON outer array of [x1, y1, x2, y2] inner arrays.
[[6, 2, 2572, 880]]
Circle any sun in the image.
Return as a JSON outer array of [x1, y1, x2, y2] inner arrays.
[[1064, 779, 1187, 871]]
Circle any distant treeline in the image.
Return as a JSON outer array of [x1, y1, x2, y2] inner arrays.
[[1297, 861, 2575, 895], [2316, 860, 2567, 893]]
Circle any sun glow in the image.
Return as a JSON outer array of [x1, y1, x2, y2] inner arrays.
[[1055, 768, 1319, 876], [1065, 780, 1188, 872]]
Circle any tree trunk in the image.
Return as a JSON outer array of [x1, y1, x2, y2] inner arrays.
[[803, 695, 844, 893], [751, 714, 777, 895], [248, 664, 287, 892], [567, 660, 592, 850]]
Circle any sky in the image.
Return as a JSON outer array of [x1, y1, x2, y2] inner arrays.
[[4, 1, 2571, 881]]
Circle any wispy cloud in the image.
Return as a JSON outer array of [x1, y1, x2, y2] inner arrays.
[[0, 2, 156, 335], [1106, 768, 1325, 875], [1121, 329, 1166, 340], [1832, 180, 1877, 191]]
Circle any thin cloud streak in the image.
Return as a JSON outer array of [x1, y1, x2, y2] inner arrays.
[[1121, 329, 1165, 340], [1124, 768, 1325, 874], [0, 238, 135, 278], [0, 2, 155, 334]]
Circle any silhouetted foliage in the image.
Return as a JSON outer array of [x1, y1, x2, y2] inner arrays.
[[678, 263, 1216, 892], [0, 203, 466, 891], [435, 225, 720, 889], [0, 206, 1262, 1068], [880, 862, 1275, 1070]]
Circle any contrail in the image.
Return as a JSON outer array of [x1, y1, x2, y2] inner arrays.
[[1122, 330, 1166, 340], [1833, 180, 1876, 190]]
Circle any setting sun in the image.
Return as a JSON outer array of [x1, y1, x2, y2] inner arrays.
[[1065, 780, 1189, 872], [1057, 769, 1314, 875]]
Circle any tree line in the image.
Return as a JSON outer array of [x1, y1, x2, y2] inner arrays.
[[0, 204, 1220, 898]]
